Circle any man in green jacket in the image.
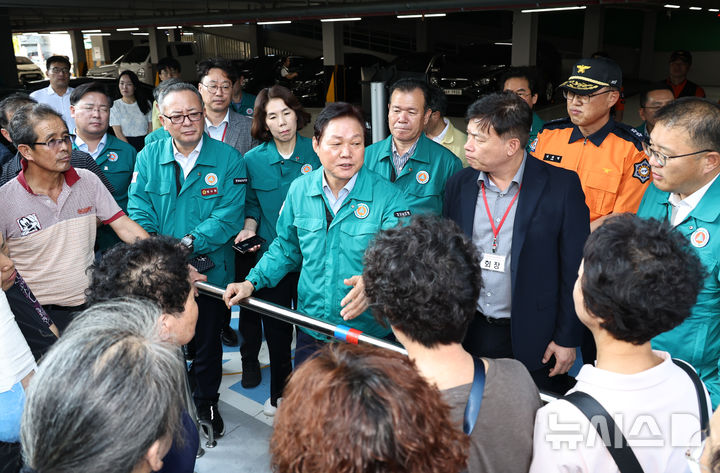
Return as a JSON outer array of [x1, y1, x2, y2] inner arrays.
[[128, 82, 247, 437], [636, 97, 720, 407], [71, 82, 137, 251], [364, 78, 462, 215]]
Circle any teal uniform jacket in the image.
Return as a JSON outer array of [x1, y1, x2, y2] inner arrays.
[[363, 133, 462, 215], [245, 166, 411, 339], [231, 92, 257, 117], [128, 134, 247, 286], [245, 134, 321, 255], [527, 111, 545, 153], [144, 127, 170, 145], [637, 179, 720, 407], [73, 134, 137, 251]]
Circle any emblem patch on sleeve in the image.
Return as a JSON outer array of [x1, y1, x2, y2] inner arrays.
[[632, 159, 651, 183]]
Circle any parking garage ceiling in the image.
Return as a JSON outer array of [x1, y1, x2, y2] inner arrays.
[[5, 0, 718, 32]]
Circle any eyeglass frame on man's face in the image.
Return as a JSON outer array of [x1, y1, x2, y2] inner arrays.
[[30, 134, 74, 152], [200, 82, 232, 94], [162, 112, 204, 125], [642, 141, 714, 167], [49, 67, 70, 75], [562, 88, 615, 104]]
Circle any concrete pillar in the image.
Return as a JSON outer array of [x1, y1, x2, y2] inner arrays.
[[0, 8, 18, 87], [248, 25, 262, 58], [147, 27, 168, 64], [416, 20, 429, 53], [581, 6, 604, 58], [321, 22, 344, 66], [70, 30, 87, 76], [511, 11, 537, 66], [638, 10, 657, 81]]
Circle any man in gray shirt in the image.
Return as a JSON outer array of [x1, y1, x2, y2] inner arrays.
[[443, 92, 590, 395]]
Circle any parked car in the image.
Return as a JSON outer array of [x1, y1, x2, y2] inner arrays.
[[86, 54, 124, 80], [16, 56, 44, 85], [236, 55, 283, 95]]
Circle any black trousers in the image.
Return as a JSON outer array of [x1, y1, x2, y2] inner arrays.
[[239, 272, 298, 405], [4, 283, 57, 361], [191, 293, 227, 404], [44, 303, 86, 333], [463, 312, 576, 396]]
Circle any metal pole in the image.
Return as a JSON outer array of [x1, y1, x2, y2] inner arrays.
[[370, 81, 387, 144], [195, 281, 407, 355]]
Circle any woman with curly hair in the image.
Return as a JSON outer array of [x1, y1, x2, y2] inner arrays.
[[270, 343, 468, 473]]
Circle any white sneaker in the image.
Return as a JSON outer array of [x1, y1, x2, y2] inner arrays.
[[263, 397, 281, 416]]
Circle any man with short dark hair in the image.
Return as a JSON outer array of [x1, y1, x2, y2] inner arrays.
[[0, 104, 148, 331], [70, 82, 137, 251], [197, 57, 255, 156], [636, 82, 675, 138], [424, 85, 467, 166], [29, 56, 75, 131], [444, 92, 589, 394], [364, 215, 542, 473], [364, 78, 462, 215], [665, 49, 706, 99], [531, 57, 649, 231], [128, 82, 247, 438], [152, 57, 182, 130], [501, 67, 544, 152], [230, 64, 256, 118], [637, 97, 720, 406], [0, 94, 114, 193]]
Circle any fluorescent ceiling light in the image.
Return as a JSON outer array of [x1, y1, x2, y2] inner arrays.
[[182, 32, 193, 35], [494, 42, 512, 46], [689, 6, 702, 10], [424, 13, 446, 17], [21, 32, 38, 35], [202, 23, 233, 27], [664, 4, 681, 8], [131, 32, 150, 36], [258, 20, 291, 25], [117, 27, 139, 31], [320, 17, 361, 22], [397, 13, 446, 19], [157, 26, 177, 29], [709, 8, 719, 11], [50, 31, 68, 34], [521, 6, 586, 13], [86, 33, 111, 36], [397, 14, 422, 19], [81, 29, 101, 32]]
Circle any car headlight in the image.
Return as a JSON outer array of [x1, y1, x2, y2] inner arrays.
[[429, 76, 439, 86], [474, 78, 490, 87]]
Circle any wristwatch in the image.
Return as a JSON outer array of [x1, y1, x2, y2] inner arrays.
[[180, 234, 195, 252]]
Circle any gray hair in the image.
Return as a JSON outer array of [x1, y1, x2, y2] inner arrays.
[[21, 298, 186, 473], [9, 103, 65, 146], [157, 81, 204, 114]]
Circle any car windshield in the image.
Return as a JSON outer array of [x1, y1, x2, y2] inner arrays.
[[122, 46, 150, 63], [16, 57, 33, 65]]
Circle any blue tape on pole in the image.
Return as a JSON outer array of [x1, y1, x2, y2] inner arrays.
[[334, 324, 350, 342]]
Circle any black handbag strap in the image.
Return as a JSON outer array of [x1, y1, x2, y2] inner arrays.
[[563, 391, 644, 473], [463, 356, 486, 435], [672, 358, 709, 434]]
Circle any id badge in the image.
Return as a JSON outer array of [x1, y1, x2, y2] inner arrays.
[[481, 253, 506, 273]]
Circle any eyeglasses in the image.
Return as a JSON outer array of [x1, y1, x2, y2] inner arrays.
[[562, 89, 614, 104], [200, 83, 232, 94], [642, 141, 714, 167], [49, 67, 70, 75], [31, 134, 74, 151], [162, 112, 204, 124]]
